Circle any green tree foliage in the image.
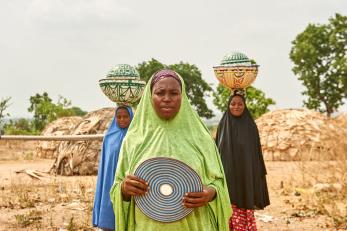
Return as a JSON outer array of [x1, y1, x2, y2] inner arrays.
[[136, 59, 166, 81], [0, 97, 11, 133], [69, 106, 88, 116], [28, 92, 87, 131], [3, 119, 39, 135], [213, 85, 275, 119], [246, 86, 276, 119], [290, 13, 347, 117], [136, 58, 214, 119], [28, 92, 55, 131]]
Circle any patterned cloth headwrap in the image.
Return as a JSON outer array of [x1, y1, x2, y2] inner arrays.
[[150, 69, 182, 91]]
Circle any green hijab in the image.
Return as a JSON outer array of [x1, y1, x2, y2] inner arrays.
[[110, 72, 231, 231]]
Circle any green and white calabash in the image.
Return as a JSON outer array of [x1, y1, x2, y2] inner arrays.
[[99, 64, 146, 105], [213, 52, 258, 89]]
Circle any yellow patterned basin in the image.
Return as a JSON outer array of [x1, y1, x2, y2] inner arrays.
[[213, 52, 258, 89]]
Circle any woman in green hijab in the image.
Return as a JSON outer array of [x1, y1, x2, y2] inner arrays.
[[110, 69, 231, 231]]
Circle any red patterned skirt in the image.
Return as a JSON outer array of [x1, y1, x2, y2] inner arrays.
[[229, 204, 257, 231]]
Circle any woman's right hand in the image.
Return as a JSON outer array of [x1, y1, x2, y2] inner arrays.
[[121, 174, 149, 201]]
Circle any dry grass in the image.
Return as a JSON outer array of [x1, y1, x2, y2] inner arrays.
[[14, 209, 43, 228], [2, 132, 347, 230], [0, 140, 38, 161], [291, 141, 347, 229], [0, 174, 96, 230]]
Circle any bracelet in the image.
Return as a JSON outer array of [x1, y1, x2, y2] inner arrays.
[[207, 186, 217, 202], [121, 180, 125, 194]]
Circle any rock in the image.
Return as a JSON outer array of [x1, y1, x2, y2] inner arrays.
[[313, 183, 332, 193], [332, 183, 342, 191], [254, 213, 273, 223]]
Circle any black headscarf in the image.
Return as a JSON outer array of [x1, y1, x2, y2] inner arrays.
[[215, 94, 270, 209]]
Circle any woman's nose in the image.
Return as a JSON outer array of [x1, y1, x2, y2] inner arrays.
[[163, 94, 171, 102]]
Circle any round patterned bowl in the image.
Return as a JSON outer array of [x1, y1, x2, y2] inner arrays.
[[213, 52, 259, 89], [99, 78, 146, 105], [99, 64, 146, 105]]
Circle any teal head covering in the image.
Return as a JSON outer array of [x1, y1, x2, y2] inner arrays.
[[111, 70, 231, 231]]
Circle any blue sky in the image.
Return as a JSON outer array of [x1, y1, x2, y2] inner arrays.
[[1, 0, 346, 118]]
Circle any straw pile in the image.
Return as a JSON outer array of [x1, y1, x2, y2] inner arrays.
[[50, 108, 114, 175], [34, 108, 114, 175], [336, 112, 347, 128], [35, 116, 82, 159], [256, 109, 347, 161]]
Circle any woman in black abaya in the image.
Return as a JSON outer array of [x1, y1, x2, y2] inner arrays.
[[215, 92, 270, 231]]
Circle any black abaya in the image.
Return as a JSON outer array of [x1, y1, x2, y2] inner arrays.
[[215, 95, 270, 210]]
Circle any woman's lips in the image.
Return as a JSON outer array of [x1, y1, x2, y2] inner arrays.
[[160, 107, 174, 112]]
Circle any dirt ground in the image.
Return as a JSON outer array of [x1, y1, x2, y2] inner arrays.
[[0, 157, 346, 230]]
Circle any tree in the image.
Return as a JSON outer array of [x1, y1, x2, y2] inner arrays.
[[4, 118, 39, 135], [69, 106, 88, 116], [28, 92, 87, 131], [213, 85, 275, 119], [0, 97, 11, 133], [136, 59, 214, 119], [290, 13, 347, 117], [28, 92, 55, 131], [136, 59, 166, 81], [246, 86, 276, 119]]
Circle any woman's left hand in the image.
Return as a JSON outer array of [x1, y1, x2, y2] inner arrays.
[[183, 186, 216, 208]]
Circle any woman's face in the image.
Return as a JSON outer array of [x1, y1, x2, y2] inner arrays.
[[116, 108, 131, 128], [229, 95, 245, 117], [152, 77, 182, 120]]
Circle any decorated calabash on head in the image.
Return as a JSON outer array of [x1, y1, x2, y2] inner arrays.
[[213, 52, 259, 92], [99, 64, 146, 106]]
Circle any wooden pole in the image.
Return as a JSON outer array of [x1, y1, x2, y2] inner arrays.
[[0, 134, 104, 141]]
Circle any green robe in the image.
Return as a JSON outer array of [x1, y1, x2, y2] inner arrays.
[[110, 73, 231, 231]]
